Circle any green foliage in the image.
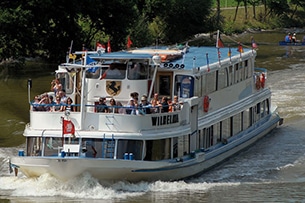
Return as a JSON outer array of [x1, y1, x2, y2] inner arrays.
[[1, 0, 305, 66]]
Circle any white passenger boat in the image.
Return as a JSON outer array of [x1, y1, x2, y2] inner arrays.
[[9, 44, 283, 183]]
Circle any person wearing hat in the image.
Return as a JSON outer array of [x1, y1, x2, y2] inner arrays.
[[125, 98, 137, 115], [292, 32, 297, 43], [138, 95, 151, 115], [96, 97, 109, 113]]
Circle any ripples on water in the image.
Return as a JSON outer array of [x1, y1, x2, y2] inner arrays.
[[2, 33, 305, 202]]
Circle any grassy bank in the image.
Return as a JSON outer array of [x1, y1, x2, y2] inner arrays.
[[220, 6, 275, 34]]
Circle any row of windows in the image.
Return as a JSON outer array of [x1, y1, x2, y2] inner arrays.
[[199, 99, 269, 149], [27, 99, 269, 161], [203, 60, 252, 95]]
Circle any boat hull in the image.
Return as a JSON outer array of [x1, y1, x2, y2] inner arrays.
[[11, 113, 281, 183]]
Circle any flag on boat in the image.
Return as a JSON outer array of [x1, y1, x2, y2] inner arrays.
[[86, 55, 99, 73], [228, 46, 232, 57], [216, 30, 224, 48], [251, 37, 258, 49], [96, 42, 105, 51], [237, 42, 244, 53], [107, 40, 111, 53], [228, 46, 232, 61], [127, 36, 133, 49], [63, 119, 75, 136]]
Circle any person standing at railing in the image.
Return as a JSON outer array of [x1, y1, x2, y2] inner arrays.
[[160, 96, 169, 113], [126, 98, 137, 115], [60, 97, 76, 112], [138, 96, 151, 115], [108, 98, 119, 113], [96, 97, 109, 113]]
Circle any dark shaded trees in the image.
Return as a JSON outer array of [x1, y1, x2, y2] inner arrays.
[[0, 0, 215, 63]]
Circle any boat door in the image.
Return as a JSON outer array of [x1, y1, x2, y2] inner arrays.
[[156, 72, 173, 98]]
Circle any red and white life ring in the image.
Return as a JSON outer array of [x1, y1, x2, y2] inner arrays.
[[203, 95, 210, 112]]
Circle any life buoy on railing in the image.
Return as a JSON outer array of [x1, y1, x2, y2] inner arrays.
[[260, 73, 265, 88], [203, 95, 210, 112], [255, 75, 261, 90]]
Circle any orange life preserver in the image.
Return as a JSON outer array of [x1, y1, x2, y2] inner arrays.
[[260, 73, 265, 88], [203, 95, 210, 112]]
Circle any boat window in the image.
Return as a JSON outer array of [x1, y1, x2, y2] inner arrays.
[[243, 109, 251, 129], [234, 63, 239, 83], [266, 98, 270, 115], [86, 67, 100, 79], [127, 62, 149, 80], [202, 127, 213, 148], [229, 65, 233, 85], [214, 122, 222, 143], [158, 74, 172, 96], [101, 63, 126, 79], [117, 140, 143, 160], [144, 138, 171, 161], [26, 137, 42, 156], [174, 75, 194, 98], [56, 72, 73, 94], [44, 137, 64, 156], [217, 68, 227, 90], [232, 113, 242, 136], [221, 118, 230, 140], [260, 100, 266, 118], [206, 71, 216, 93]]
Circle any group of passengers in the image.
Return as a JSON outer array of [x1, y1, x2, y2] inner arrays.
[[96, 92, 182, 115], [32, 79, 76, 112], [285, 32, 305, 43]]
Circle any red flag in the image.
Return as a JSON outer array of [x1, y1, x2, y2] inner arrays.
[[127, 36, 133, 49], [96, 42, 105, 51], [100, 71, 107, 80], [107, 40, 111, 53], [63, 120, 75, 135], [216, 30, 224, 48], [217, 38, 224, 48]]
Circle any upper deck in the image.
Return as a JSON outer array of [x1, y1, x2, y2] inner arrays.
[[27, 46, 263, 138]]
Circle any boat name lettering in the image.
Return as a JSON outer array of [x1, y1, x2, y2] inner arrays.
[[151, 114, 179, 126]]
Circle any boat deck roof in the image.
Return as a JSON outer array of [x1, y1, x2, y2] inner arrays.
[[88, 46, 252, 70]]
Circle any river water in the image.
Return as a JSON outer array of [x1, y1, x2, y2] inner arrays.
[[1, 31, 305, 202]]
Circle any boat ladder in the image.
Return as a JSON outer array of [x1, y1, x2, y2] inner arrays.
[[101, 134, 115, 158]]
